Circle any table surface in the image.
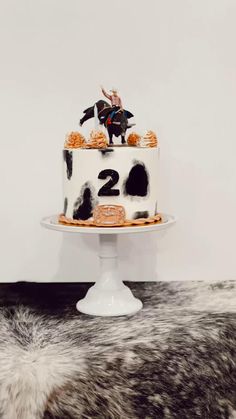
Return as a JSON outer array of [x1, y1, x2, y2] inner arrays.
[[0, 280, 235, 418]]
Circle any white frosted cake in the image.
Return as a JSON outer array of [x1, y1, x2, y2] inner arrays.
[[59, 90, 161, 227]]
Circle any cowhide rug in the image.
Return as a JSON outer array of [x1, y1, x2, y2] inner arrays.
[[0, 281, 235, 419]]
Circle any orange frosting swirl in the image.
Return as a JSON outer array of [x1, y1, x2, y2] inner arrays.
[[86, 130, 108, 149], [127, 132, 141, 146], [64, 132, 86, 148], [140, 130, 158, 147], [127, 131, 158, 147]]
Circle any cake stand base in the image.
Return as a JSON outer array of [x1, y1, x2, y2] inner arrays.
[[76, 285, 142, 316], [41, 214, 176, 317], [76, 234, 142, 316]]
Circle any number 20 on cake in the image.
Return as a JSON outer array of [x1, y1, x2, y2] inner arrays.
[[59, 87, 161, 227]]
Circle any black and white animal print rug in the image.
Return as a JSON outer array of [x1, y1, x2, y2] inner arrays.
[[0, 281, 236, 419]]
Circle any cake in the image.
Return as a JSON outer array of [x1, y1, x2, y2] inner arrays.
[[59, 87, 161, 227]]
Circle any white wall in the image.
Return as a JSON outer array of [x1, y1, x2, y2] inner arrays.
[[0, 0, 236, 283]]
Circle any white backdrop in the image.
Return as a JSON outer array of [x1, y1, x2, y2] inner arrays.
[[0, 0, 236, 283]]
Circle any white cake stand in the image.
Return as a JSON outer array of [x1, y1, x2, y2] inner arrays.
[[41, 214, 176, 317]]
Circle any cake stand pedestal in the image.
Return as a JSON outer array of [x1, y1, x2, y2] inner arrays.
[[41, 214, 176, 317]]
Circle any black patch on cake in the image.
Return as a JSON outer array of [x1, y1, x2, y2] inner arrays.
[[73, 182, 97, 220], [133, 211, 149, 220], [99, 148, 114, 156], [124, 161, 149, 197], [63, 198, 68, 215], [63, 150, 73, 180]]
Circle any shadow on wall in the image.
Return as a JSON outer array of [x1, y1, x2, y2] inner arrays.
[[52, 234, 99, 283], [52, 231, 166, 283], [119, 232, 165, 282]]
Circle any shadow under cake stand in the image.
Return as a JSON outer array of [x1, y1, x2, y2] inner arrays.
[[41, 214, 176, 317]]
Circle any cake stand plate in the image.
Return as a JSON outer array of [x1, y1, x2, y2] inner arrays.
[[41, 214, 176, 316]]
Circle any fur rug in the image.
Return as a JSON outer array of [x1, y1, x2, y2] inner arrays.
[[0, 281, 235, 419]]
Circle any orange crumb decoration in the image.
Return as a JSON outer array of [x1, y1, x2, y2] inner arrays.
[[58, 212, 162, 227], [64, 132, 86, 148], [127, 132, 141, 146], [86, 130, 108, 149]]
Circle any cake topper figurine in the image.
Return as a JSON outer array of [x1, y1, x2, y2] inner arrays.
[[101, 86, 123, 111], [79, 86, 134, 145]]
